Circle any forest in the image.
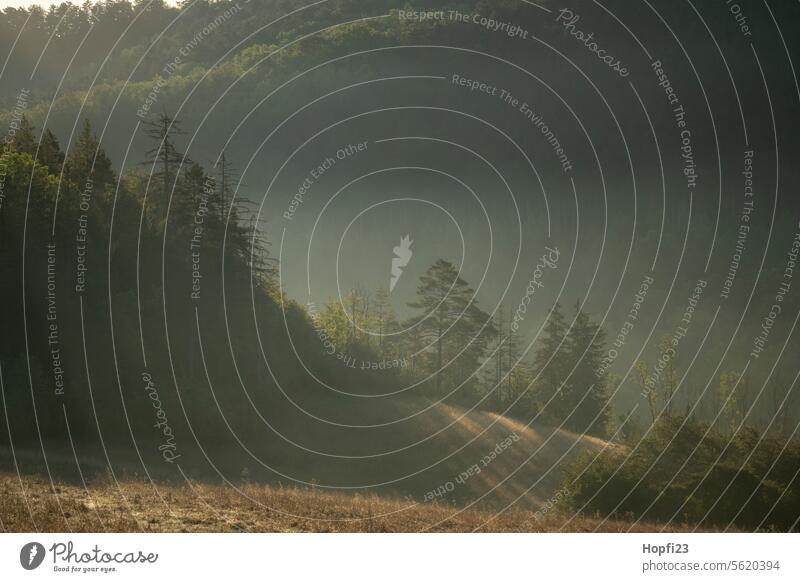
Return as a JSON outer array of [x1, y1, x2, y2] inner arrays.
[[1, 0, 799, 532]]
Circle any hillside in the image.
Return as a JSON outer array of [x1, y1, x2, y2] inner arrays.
[[2, 0, 800, 535], [3, 471, 701, 532], [1, 401, 620, 514]]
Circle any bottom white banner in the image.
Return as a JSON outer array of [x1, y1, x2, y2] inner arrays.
[[0, 533, 797, 581]]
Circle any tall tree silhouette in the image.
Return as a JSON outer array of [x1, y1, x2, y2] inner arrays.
[[407, 259, 494, 395], [565, 303, 610, 436], [141, 113, 187, 224], [532, 303, 570, 422], [65, 119, 114, 190], [37, 128, 64, 171], [10, 114, 36, 156]]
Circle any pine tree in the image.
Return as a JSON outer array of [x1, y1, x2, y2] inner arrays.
[[486, 307, 525, 409], [565, 303, 610, 436], [65, 119, 115, 190], [503, 308, 527, 406], [217, 149, 238, 221], [172, 162, 213, 240], [370, 286, 397, 355], [38, 128, 64, 171], [402, 318, 424, 375], [141, 113, 187, 223], [532, 303, 571, 423], [407, 259, 494, 395], [344, 288, 369, 348]]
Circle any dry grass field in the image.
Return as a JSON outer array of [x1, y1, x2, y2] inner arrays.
[[0, 472, 701, 533]]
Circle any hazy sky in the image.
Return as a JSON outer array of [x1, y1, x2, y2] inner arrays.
[[0, 0, 62, 6], [0, 0, 180, 8]]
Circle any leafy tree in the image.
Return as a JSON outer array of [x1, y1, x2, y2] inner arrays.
[[656, 335, 679, 417], [319, 299, 350, 353], [561, 413, 800, 531], [9, 114, 36, 155], [635, 359, 658, 423], [635, 336, 679, 425], [406, 259, 495, 396]]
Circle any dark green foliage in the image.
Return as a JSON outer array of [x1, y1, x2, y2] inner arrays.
[[532, 303, 570, 421], [562, 415, 800, 531], [38, 128, 65, 171], [9, 114, 36, 155], [530, 303, 612, 437], [405, 259, 496, 398], [0, 114, 389, 460], [65, 119, 116, 191]]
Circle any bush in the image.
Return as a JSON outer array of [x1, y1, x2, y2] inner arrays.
[[561, 416, 800, 531]]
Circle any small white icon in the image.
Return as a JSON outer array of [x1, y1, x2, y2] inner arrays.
[[390, 235, 413, 293], [28, 545, 38, 566]]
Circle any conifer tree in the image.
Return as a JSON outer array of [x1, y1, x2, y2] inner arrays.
[[10, 114, 36, 156], [565, 302, 610, 436], [407, 259, 495, 394], [65, 119, 114, 190], [532, 303, 571, 423], [370, 286, 397, 354], [38, 128, 64, 171], [501, 308, 527, 406], [141, 113, 187, 223]]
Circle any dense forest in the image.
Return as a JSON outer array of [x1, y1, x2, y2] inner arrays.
[[0, 111, 614, 439], [1, 0, 799, 531]]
